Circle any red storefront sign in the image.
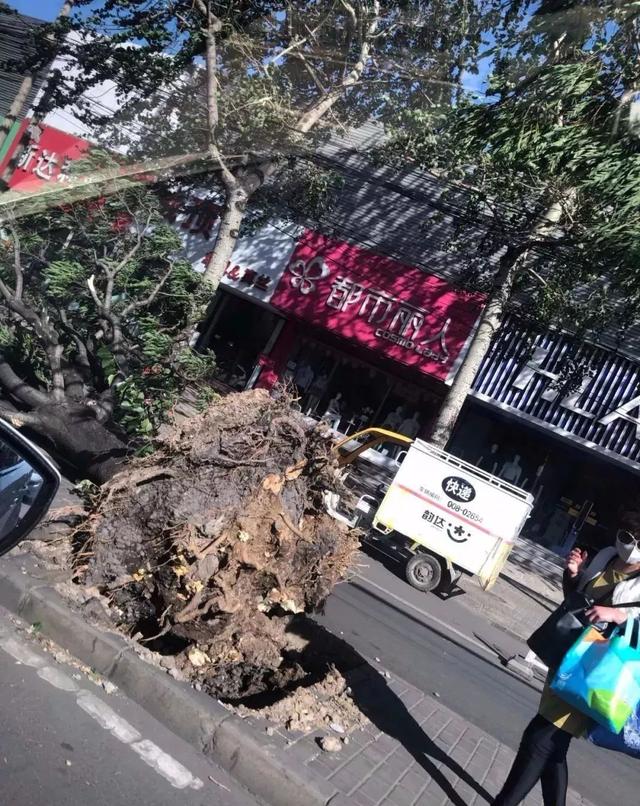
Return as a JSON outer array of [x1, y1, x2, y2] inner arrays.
[[0, 119, 91, 189], [271, 230, 485, 382]]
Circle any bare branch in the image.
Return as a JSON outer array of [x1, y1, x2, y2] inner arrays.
[[199, 3, 237, 190], [295, 0, 381, 134], [193, 0, 208, 17], [0, 408, 45, 429], [58, 308, 92, 372], [87, 274, 103, 309], [525, 265, 550, 287], [103, 209, 152, 313], [46, 342, 65, 402], [0, 356, 50, 408], [296, 50, 327, 94], [264, 36, 309, 70], [339, 0, 358, 29]]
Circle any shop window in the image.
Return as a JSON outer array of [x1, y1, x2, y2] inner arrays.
[[286, 339, 391, 432], [451, 403, 638, 556], [200, 292, 283, 390], [286, 337, 441, 440]]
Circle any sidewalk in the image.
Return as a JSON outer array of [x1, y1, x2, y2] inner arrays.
[[450, 536, 564, 646], [0, 543, 598, 806], [250, 659, 594, 806]]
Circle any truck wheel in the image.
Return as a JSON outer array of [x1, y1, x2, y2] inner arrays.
[[405, 553, 442, 592]]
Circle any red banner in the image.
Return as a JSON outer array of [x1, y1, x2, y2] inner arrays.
[[270, 230, 485, 382], [1, 119, 91, 189]]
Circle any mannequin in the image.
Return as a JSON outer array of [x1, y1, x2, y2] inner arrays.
[[294, 362, 314, 393], [399, 412, 420, 439], [477, 443, 500, 473], [306, 372, 329, 415], [354, 406, 374, 432], [323, 393, 343, 430], [500, 454, 523, 485], [382, 405, 405, 432]]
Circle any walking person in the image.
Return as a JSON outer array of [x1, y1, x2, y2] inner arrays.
[[493, 512, 640, 806]]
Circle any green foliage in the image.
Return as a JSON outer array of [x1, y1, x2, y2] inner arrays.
[[382, 1, 640, 339], [18, 2, 519, 226], [0, 183, 215, 444]]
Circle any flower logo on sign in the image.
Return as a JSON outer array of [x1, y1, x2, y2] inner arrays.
[[287, 256, 329, 295]]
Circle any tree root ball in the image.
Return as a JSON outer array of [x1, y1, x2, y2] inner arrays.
[[79, 390, 359, 699]]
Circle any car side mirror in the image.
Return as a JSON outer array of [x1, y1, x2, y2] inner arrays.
[[0, 418, 60, 555]]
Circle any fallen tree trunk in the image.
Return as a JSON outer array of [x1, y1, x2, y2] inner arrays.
[[1, 401, 129, 484], [79, 390, 358, 700]]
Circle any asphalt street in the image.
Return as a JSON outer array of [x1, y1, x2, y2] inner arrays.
[[319, 554, 640, 806], [0, 609, 260, 806]]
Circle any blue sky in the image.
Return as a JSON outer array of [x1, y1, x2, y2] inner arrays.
[[11, 1, 70, 20], [13, 0, 495, 98]]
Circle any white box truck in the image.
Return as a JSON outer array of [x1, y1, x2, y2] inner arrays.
[[332, 429, 534, 594]]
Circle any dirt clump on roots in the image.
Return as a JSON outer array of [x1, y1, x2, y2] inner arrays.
[[77, 389, 359, 701]]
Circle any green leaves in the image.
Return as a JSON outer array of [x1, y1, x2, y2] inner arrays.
[[44, 259, 88, 301], [380, 2, 640, 337], [0, 182, 215, 447]]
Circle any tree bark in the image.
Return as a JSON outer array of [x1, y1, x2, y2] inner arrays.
[[429, 199, 566, 448], [0, 74, 34, 150], [201, 184, 248, 286], [429, 246, 523, 448], [200, 1, 380, 289], [0, 356, 51, 409], [2, 401, 128, 484]]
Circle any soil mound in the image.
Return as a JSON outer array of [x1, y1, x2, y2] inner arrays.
[[80, 389, 359, 699]]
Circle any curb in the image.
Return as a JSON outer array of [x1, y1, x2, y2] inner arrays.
[[0, 558, 348, 806]]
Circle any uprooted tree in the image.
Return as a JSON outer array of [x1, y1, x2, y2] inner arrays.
[[0, 182, 214, 482], [78, 389, 360, 701]]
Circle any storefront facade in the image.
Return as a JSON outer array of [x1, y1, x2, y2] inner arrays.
[[449, 320, 640, 554], [6, 83, 635, 560], [197, 225, 486, 441], [198, 227, 640, 558]]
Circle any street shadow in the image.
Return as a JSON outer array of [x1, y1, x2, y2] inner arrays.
[[472, 632, 511, 665], [499, 574, 557, 614], [287, 617, 493, 806], [359, 539, 467, 601]]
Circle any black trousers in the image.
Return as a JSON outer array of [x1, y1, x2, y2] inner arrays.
[[493, 715, 572, 806]]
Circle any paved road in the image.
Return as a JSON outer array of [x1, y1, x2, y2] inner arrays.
[[319, 554, 640, 806], [0, 610, 260, 806]]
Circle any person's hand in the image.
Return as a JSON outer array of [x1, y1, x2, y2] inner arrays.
[[584, 605, 627, 625], [566, 548, 587, 578]]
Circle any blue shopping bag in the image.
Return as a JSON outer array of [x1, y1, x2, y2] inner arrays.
[[551, 618, 640, 734], [588, 700, 640, 758]]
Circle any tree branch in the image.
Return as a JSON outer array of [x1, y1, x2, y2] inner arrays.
[[87, 274, 103, 309], [122, 261, 174, 316], [102, 210, 151, 314], [7, 219, 24, 300], [295, 0, 380, 134], [0, 407, 45, 429], [0, 356, 51, 408]]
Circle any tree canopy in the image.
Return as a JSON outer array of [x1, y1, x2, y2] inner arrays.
[[0, 179, 213, 480], [381, 0, 640, 443], [2, 1, 515, 290]]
